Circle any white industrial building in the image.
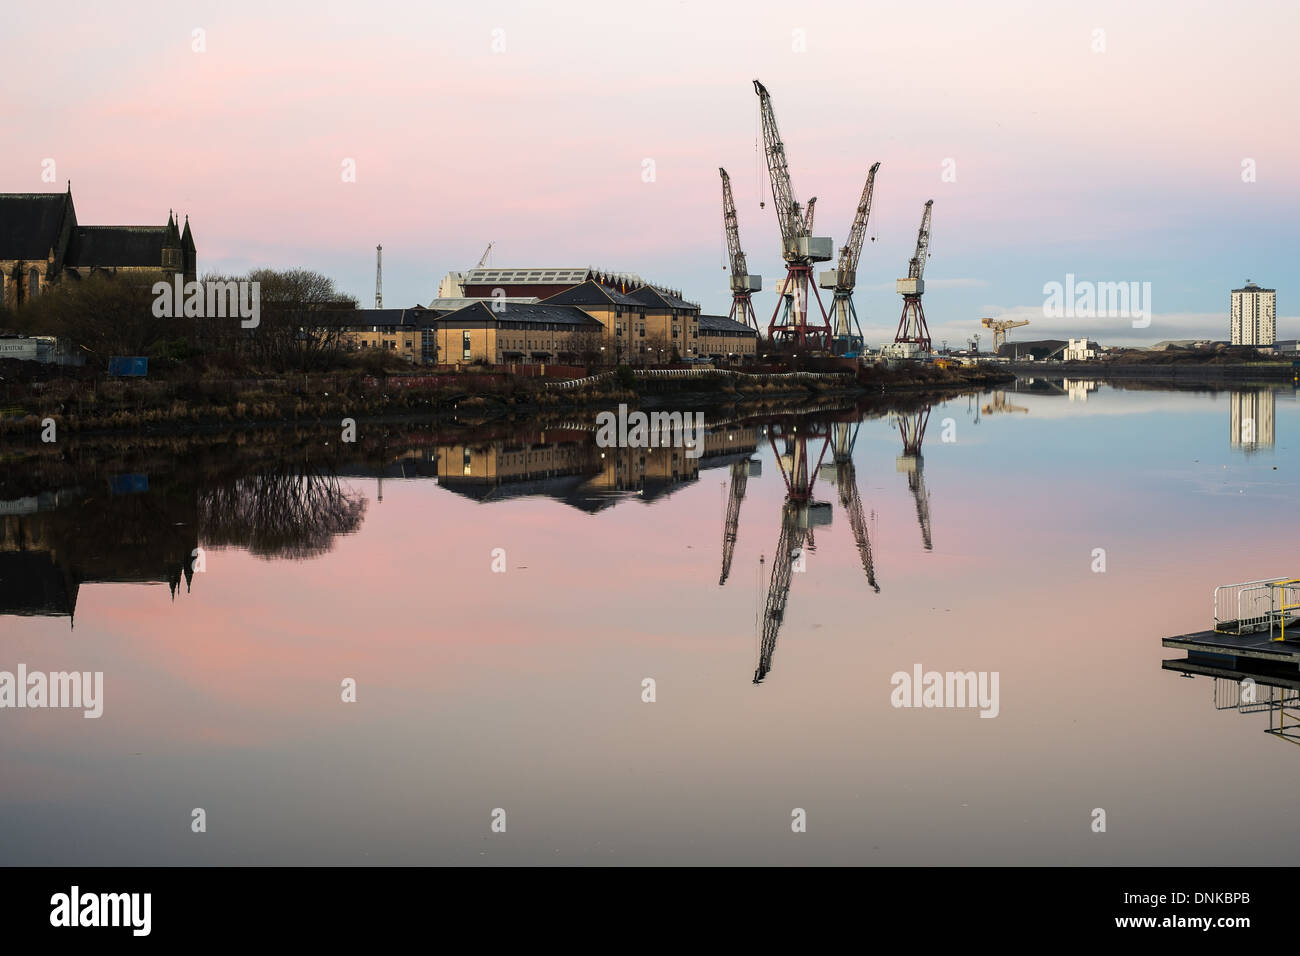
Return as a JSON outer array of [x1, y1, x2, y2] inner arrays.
[[1231, 280, 1277, 346], [1063, 338, 1097, 361]]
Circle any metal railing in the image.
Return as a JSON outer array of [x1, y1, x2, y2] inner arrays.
[[1213, 678, 1300, 717], [1213, 577, 1300, 636], [1268, 579, 1300, 642]]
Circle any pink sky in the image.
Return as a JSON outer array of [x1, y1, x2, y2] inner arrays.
[[4, 0, 1297, 343]]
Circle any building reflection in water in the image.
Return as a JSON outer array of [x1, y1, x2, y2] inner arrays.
[[1230, 390, 1276, 453], [0, 466, 366, 623], [433, 425, 761, 512], [1065, 379, 1099, 402], [0, 402, 930, 687]]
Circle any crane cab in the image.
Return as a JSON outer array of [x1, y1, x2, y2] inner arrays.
[[796, 237, 834, 262]]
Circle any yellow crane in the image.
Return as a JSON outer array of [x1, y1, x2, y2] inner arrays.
[[981, 317, 1030, 352], [981, 392, 1029, 416]]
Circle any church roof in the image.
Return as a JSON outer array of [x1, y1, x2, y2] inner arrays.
[[0, 192, 73, 259], [68, 226, 172, 268]]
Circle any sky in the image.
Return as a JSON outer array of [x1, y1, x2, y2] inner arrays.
[[3, 0, 1297, 347]]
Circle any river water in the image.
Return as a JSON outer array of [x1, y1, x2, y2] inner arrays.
[[2, 380, 1296, 864]]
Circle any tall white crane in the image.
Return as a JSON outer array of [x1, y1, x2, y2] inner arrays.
[[892, 200, 934, 355], [819, 162, 880, 356], [374, 244, 382, 309], [753, 79, 833, 349], [719, 168, 762, 330]]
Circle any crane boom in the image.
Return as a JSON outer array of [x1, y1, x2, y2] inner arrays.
[[719, 168, 750, 285], [835, 162, 880, 288], [755, 503, 802, 683], [719, 168, 762, 327], [719, 460, 749, 585], [753, 79, 802, 258], [838, 461, 879, 592], [981, 317, 1030, 351], [908, 200, 933, 280], [475, 242, 493, 269]]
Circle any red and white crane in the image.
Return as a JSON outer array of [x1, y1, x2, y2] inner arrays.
[[753, 79, 833, 349]]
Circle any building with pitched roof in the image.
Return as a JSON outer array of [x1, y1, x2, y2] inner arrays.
[[0, 185, 195, 308], [542, 278, 701, 363], [429, 300, 606, 365], [333, 306, 444, 363], [697, 314, 759, 362]]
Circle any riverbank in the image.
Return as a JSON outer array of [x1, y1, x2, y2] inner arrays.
[[0, 361, 1015, 437]]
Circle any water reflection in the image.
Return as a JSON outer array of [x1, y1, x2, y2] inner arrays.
[[0, 458, 367, 621], [1163, 658, 1300, 748], [7, 382, 1300, 864], [894, 407, 933, 551], [1230, 390, 1275, 453], [0, 482, 197, 622], [198, 468, 367, 560]]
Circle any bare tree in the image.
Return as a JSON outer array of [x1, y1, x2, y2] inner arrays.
[[18, 271, 172, 363], [202, 268, 358, 371]]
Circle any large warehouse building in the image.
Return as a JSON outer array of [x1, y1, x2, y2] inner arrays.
[[350, 264, 757, 367]]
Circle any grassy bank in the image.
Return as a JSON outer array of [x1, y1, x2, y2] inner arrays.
[[0, 360, 1014, 438]]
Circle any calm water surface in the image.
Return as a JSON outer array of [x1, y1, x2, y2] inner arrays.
[[2, 381, 1297, 864]]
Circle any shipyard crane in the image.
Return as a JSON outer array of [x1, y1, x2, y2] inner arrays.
[[803, 196, 817, 236], [981, 316, 1030, 353], [820, 162, 881, 356], [374, 244, 383, 308], [895, 407, 933, 551], [754, 420, 832, 683], [719, 168, 762, 330], [475, 243, 493, 269], [891, 200, 934, 356], [825, 421, 879, 592], [753, 79, 833, 349], [719, 459, 750, 585], [981, 392, 1029, 416]]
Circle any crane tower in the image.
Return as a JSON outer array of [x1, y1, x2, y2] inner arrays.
[[753, 79, 834, 349], [374, 244, 382, 309], [719, 168, 762, 330], [895, 407, 933, 551], [980, 317, 1030, 352], [892, 200, 934, 356], [754, 420, 832, 683], [819, 162, 881, 356]]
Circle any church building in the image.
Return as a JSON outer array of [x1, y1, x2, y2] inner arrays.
[[0, 184, 196, 307]]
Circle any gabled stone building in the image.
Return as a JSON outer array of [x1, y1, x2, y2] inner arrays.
[[0, 184, 196, 307]]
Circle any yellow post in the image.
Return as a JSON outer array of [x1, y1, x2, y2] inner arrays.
[[1272, 579, 1300, 642]]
